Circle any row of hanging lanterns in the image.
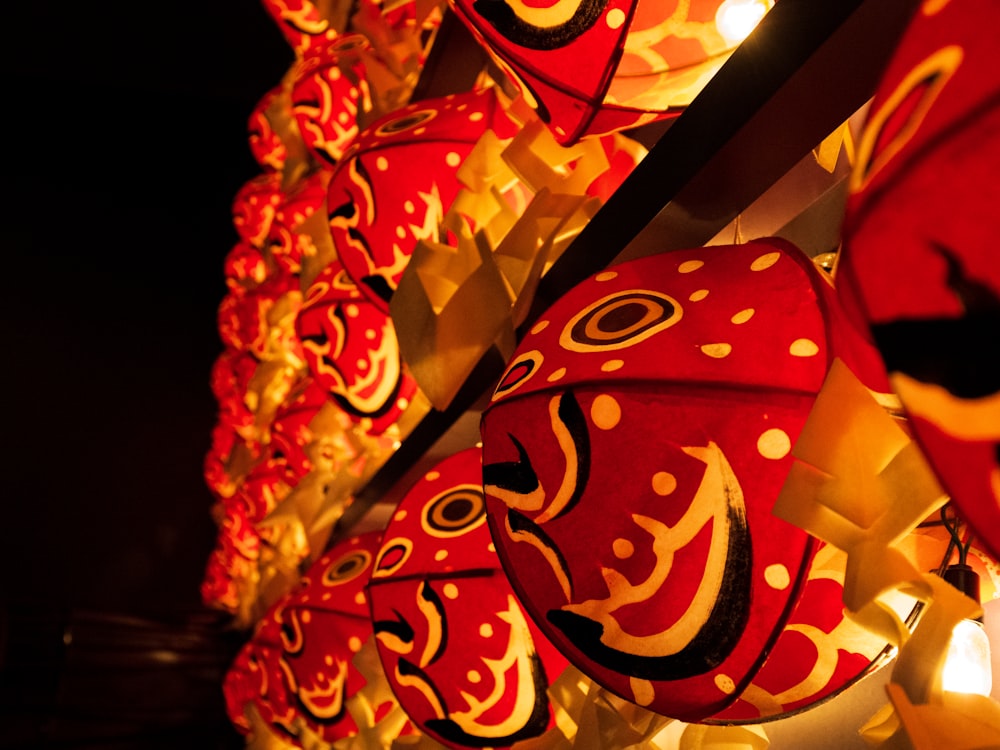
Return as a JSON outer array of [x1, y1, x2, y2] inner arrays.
[[201, 0, 1000, 747]]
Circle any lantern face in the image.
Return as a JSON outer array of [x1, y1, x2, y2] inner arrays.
[[217, 289, 264, 356], [232, 172, 284, 249], [230, 454, 293, 524], [224, 241, 269, 294], [231, 531, 384, 744], [265, 168, 333, 277], [203, 501, 262, 614], [204, 420, 241, 500], [480, 239, 891, 721], [217, 272, 300, 359], [291, 36, 370, 167], [296, 260, 417, 435], [368, 447, 568, 748], [837, 0, 1000, 562], [448, 0, 765, 144], [268, 377, 332, 484], [225, 601, 305, 739], [210, 349, 259, 440], [326, 85, 518, 312], [248, 85, 289, 173], [222, 647, 262, 733], [261, 0, 339, 56]]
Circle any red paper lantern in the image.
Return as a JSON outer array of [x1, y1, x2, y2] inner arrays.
[[204, 420, 242, 501], [268, 376, 334, 484], [222, 645, 265, 733], [295, 260, 418, 435], [290, 36, 370, 167], [264, 168, 333, 278], [229, 451, 295, 525], [210, 348, 260, 442], [232, 171, 284, 249], [448, 0, 772, 145], [367, 446, 569, 748], [479, 238, 891, 721], [261, 0, 340, 57], [836, 0, 1000, 561], [224, 596, 300, 736], [224, 240, 269, 294], [249, 84, 292, 173], [217, 271, 301, 359], [223, 530, 388, 744], [326, 85, 519, 312], [202, 501, 262, 614]]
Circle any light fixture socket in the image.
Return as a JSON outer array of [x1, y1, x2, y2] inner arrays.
[[944, 563, 983, 623]]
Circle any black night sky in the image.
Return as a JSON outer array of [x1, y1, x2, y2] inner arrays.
[[4, 2, 293, 615], [3, 3, 295, 745]]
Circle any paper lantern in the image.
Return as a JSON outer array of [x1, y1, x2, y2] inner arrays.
[[267, 376, 334, 485], [836, 0, 1000, 562], [202, 501, 262, 615], [210, 348, 260, 442], [295, 259, 418, 436], [232, 171, 284, 249], [248, 84, 293, 173], [222, 646, 263, 734], [224, 596, 300, 737], [290, 35, 370, 167], [448, 0, 773, 145], [326, 84, 519, 312], [224, 530, 390, 745], [367, 446, 570, 748], [229, 451, 295, 525], [223, 240, 269, 294], [204, 420, 243, 502], [479, 238, 893, 722], [261, 0, 342, 57], [217, 271, 301, 359], [264, 167, 333, 278]]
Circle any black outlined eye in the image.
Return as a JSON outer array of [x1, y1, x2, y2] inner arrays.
[[375, 109, 437, 136], [560, 291, 682, 352], [372, 538, 413, 578], [422, 485, 486, 538], [321, 549, 372, 586], [473, 0, 609, 51], [493, 350, 543, 401]]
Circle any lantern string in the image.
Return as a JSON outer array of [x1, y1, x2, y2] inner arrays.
[[940, 505, 973, 567]]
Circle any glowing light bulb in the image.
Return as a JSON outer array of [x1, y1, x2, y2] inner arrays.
[[715, 0, 774, 46], [942, 618, 993, 696]]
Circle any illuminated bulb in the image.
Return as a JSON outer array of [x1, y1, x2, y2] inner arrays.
[[941, 563, 994, 696], [715, 0, 774, 46], [942, 618, 993, 696]]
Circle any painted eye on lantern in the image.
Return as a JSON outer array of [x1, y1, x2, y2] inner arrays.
[[559, 290, 682, 352], [473, 0, 609, 51], [851, 45, 961, 193], [303, 280, 331, 308], [421, 485, 486, 538], [372, 537, 413, 578], [493, 350, 544, 401], [332, 268, 356, 291], [321, 549, 373, 586], [375, 109, 437, 136]]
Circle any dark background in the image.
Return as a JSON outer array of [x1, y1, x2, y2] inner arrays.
[[2, 2, 295, 746]]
